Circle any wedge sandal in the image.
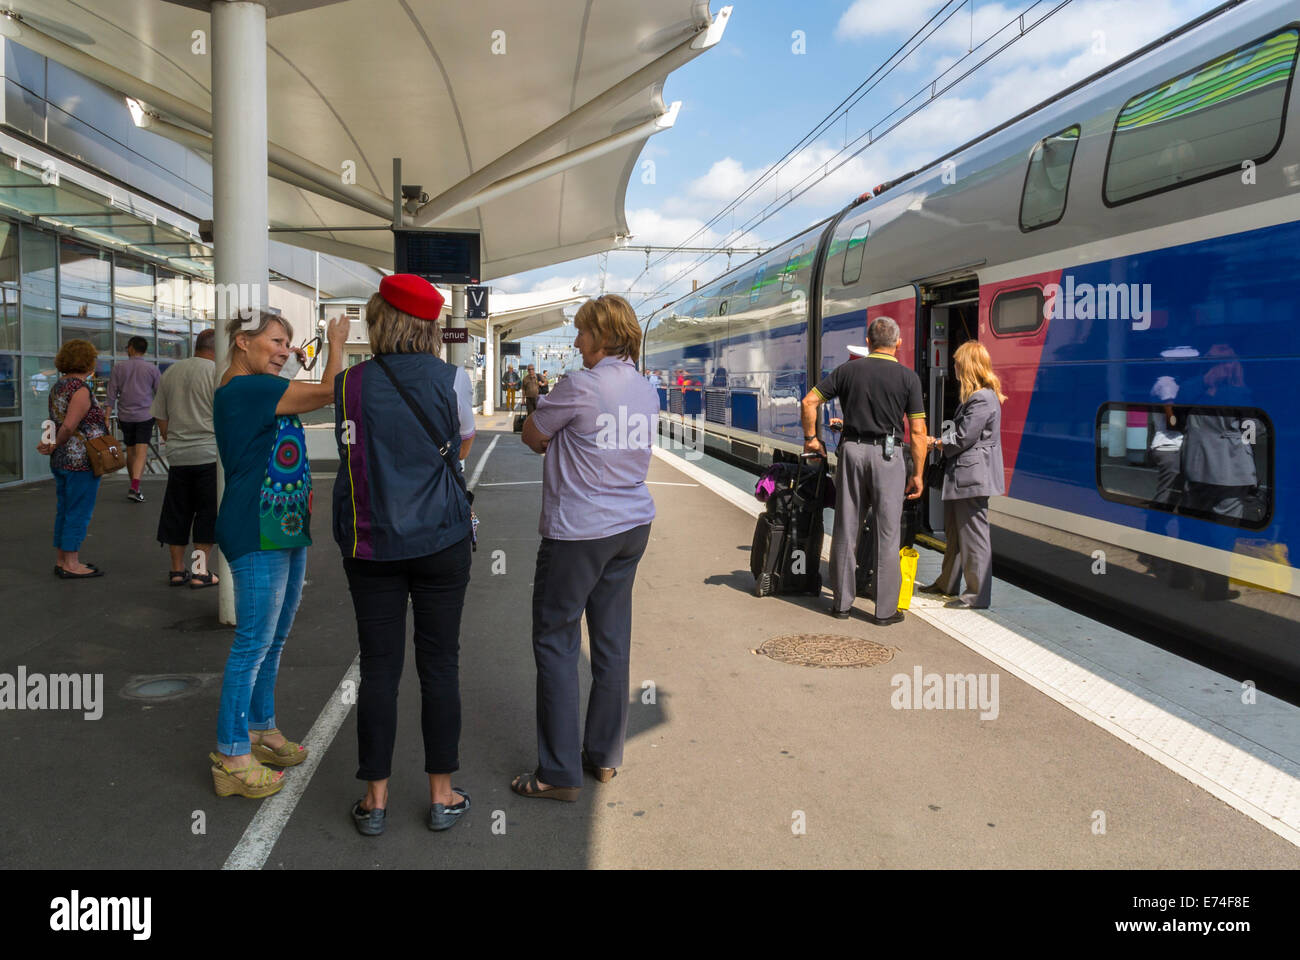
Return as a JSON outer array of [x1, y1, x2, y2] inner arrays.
[[510, 769, 579, 803], [209, 752, 284, 799], [249, 728, 307, 767]]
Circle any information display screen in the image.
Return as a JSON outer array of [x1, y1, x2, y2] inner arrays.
[[393, 230, 481, 284]]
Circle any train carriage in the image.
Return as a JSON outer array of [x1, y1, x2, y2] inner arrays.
[[643, 0, 1300, 678]]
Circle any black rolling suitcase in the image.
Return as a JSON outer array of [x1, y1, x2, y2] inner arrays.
[[751, 454, 826, 597], [513, 400, 526, 433], [855, 499, 920, 597]]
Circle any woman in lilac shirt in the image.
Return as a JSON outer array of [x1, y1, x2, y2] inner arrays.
[[512, 294, 660, 802]]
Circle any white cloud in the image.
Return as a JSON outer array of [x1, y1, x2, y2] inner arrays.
[[836, 0, 945, 41]]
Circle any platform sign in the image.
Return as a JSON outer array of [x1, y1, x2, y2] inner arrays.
[[501, 341, 521, 357], [442, 328, 469, 344], [467, 285, 489, 319]]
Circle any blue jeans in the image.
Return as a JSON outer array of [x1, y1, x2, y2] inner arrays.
[[216, 547, 307, 755], [52, 467, 101, 552]]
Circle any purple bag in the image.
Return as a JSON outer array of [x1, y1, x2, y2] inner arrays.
[[754, 465, 781, 503]]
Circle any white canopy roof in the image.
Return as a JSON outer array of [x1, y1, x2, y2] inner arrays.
[[3, 0, 729, 280]]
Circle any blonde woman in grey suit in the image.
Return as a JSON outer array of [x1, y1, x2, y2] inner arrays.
[[920, 341, 1006, 609]]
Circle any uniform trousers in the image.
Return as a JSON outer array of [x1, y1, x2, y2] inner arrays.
[[830, 440, 905, 618]]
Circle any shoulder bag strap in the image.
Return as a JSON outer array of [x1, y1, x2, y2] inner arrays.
[[371, 355, 473, 505]]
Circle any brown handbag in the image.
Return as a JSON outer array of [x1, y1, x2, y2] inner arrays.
[[79, 431, 127, 476]]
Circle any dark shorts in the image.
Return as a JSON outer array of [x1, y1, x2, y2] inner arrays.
[[157, 462, 218, 545], [119, 418, 154, 446]]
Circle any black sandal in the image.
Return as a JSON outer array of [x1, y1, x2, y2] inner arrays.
[[511, 769, 579, 802], [169, 570, 191, 586], [189, 572, 219, 589]]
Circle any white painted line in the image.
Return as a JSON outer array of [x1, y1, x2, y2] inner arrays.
[[651, 444, 1300, 848], [224, 433, 501, 869], [467, 434, 499, 491], [223, 657, 361, 870]]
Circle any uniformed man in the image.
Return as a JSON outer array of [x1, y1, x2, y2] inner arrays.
[[801, 317, 927, 624]]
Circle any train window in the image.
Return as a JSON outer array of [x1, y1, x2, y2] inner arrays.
[[780, 245, 804, 293], [749, 265, 767, 304], [1104, 28, 1299, 206], [842, 222, 870, 285], [990, 287, 1044, 335], [1096, 403, 1272, 529], [719, 280, 737, 316], [1020, 125, 1079, 230]]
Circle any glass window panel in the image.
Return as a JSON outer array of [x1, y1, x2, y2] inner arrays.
[[1021, 125, 1079, 229], [155, 268, 190, 319], [59, 240, 111, 303], [1105, 29, 1299, 205], [991, 287, 1044, 335], [0, 286, 18, 352], [0, 220, 17, 285], [842, 222, 870, 285], [0, 420, 19, 484], [114, 255, 154, 310], [20, 226, 58, 354], [115, 306, 155, 356], [1096, 402, 1271, 528], [780, 245, 805, 293], [157, 313, 188, 360], [22, 356, 56, 482], [60, 298, 112, 352], [0, 353, 17, 417]]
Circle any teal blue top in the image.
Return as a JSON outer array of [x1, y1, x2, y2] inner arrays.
[[214, 374, 312, 563]]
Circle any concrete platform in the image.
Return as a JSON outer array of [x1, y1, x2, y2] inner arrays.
[[1, 413, 1297, 869]]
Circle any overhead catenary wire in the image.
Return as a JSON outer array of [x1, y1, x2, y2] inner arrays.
[[622, 0, 971, 300], [634, 0, 1075, 312]]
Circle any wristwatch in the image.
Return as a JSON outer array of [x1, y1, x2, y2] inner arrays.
[[804, 435, 818, 442]]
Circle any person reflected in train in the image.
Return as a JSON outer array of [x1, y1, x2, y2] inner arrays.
[[919, 341, 1006, 609], [1176, 345, 1258, 600], [1138, 375, 1187, 583], [802, 316, 927, 625], [513, 294, 659, 802]]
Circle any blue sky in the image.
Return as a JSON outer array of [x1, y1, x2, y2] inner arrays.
[[496, 0, 1225, 338]]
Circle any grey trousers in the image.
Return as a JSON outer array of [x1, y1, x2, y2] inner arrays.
[[935, 497, 992, 608], [830, 440, 905, 618], [531, 523, 651, 787]]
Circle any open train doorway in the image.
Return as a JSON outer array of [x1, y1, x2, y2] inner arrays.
[[916, 275, 980, 537]]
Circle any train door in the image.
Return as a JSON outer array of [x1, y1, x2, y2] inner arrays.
[[916, 277, 980, 536]]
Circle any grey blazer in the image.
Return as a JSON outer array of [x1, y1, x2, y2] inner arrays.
[[941, 388, 1005, 500]]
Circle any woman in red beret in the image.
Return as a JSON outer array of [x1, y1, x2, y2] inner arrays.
[[334, 274, 478, 836]]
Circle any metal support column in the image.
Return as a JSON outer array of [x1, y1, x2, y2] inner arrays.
[[483, 314, 495, 415], [446, 284, 467, 369], [211, 0, 268, 625]]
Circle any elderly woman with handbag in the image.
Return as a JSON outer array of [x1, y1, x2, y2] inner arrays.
[[333, 274, 477, 836], [919, 341, 1006, 609], [37, 338, 117, 579]]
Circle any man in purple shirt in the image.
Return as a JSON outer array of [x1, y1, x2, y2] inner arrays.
[[512, 294, 659, 803], [107, 336, 161, 502]]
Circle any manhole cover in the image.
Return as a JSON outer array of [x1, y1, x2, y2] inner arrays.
[[121, 675, 203, 701], [754, 634, 894, 668]]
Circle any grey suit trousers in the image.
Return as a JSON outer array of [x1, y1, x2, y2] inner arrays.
[[531, 523, 651, 788], [935, 496, 992, 608], [830, 440, 905, 618]]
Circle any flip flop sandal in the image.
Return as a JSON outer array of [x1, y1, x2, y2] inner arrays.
[[511, 769, 579, 803], [250, 728, 308, 767], [209, 752, 284, 799], [169, 570, 191, 586]]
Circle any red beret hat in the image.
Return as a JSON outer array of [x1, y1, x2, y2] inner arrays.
[[379, 273, 445, 321]]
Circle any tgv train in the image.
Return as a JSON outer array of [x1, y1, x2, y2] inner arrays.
[[643, 0, 1300, 678]]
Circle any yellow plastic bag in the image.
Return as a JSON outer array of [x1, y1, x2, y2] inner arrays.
[[898, 547, 919, 610]]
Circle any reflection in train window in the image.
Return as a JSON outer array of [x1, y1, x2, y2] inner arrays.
[[780, 245, 804, 293], [749, 265, 766, 304], [990, 287, 1044, 335], [1104, 27, 1298, 205], [1020, 125, 1079, 230], [1095, 403, 1271, 529], [842, 222, 870, 285]]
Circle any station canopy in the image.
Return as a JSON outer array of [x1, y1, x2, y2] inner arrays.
[[6, 0, 729, 281]]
